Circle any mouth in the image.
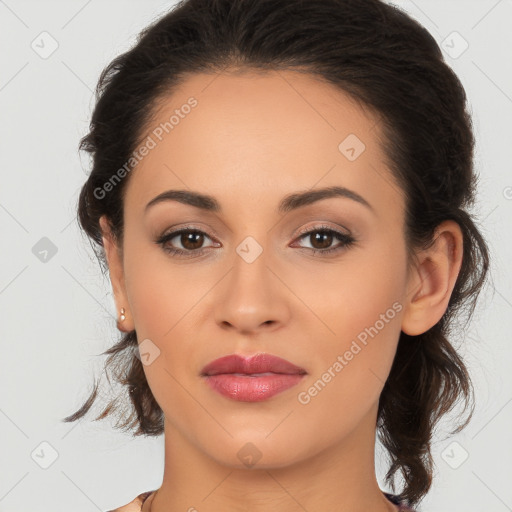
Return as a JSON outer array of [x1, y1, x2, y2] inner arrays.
[[202, 372, 306, 402], [200, 352, 307, 376], [200, 353, 307, 402]]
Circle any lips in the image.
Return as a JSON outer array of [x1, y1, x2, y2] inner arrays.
[[201, 353, 307, 402], [200, 353, 307, 377]]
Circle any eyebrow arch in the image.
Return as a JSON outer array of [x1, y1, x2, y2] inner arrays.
[[144, 185, 375, 215]]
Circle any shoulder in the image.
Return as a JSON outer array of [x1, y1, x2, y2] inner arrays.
[[106, 491, 155, 512]]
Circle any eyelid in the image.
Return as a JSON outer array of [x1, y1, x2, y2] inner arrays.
[[158, 223, 220, 241], [157, 222, 350, 244], [294, 222, 351, 238], [155, 221, 357, 261], [158, 225, 220, 246]]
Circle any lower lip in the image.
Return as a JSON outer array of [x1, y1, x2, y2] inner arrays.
[[202, 372, 306, 402]]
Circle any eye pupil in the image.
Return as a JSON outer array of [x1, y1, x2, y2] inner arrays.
[[182, 231, 204, 250], [311, 231, 333, 249]]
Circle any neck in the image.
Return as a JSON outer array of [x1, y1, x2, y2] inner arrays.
[[145, 402, 398, 512]]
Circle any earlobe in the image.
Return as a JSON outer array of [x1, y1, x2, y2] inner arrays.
[[116, 307, 131, 332], [401, 220, 463, 336], [99, 215, 134, 332]]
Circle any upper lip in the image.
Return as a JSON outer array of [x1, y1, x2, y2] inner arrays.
[[200, 353, 307, 376]]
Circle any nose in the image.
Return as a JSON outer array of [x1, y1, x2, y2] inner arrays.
[[213, 246, 291, 335]]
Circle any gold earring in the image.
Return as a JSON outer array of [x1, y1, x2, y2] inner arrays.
[[119, 308, 126, 322]]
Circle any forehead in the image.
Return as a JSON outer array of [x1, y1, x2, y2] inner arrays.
[[124, 69, 402, 219]]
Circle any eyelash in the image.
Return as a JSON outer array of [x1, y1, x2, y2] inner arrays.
[[155, 224, 356, 259]]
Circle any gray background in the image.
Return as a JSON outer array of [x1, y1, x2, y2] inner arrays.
[[1, 1, 511, 511]]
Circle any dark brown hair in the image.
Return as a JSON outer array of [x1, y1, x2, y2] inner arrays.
[[63, 0, 490, 507]]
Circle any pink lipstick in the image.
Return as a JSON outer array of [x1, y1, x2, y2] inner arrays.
[[200, 353, 307, 402]]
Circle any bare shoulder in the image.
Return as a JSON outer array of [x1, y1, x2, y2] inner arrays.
[[107, 491, 155, 512]]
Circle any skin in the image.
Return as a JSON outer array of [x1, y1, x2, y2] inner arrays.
[[99, 69, 463, 512]]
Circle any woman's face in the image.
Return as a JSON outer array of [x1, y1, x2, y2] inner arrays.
[[103, 69, 416, 468]]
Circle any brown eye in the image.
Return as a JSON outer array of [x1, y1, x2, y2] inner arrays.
[[179, 231, 205, 250], [309, 231, 334, 250], [155, 228, 217, 258], [293, 226, 356, 256]]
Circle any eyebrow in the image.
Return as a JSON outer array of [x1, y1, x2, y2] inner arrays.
[[144, 185, 375, 215]]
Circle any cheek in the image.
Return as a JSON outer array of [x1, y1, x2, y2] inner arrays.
[[122, 244, 212, 382], [293, 238, 407, 412], [122, 254, 194, 411], [122, 241, 198, 340], [295, 235, 407, 342]]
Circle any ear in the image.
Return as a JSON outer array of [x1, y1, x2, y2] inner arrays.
[[99, 215, 134, 332], [401, 220, 463, 336]]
